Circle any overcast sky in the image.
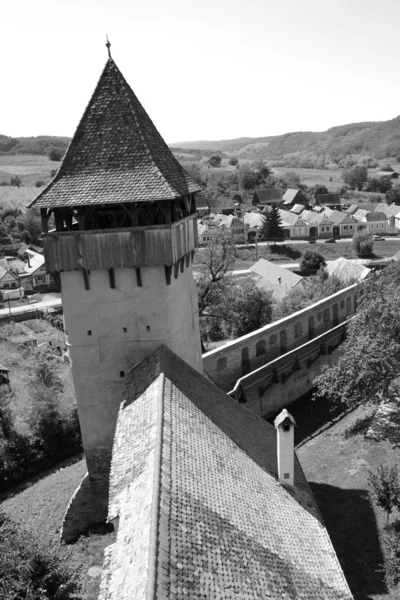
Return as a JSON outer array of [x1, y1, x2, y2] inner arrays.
[[3, 0, 400, 143]]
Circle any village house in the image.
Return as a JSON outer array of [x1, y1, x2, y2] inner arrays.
[[322, 208, 356, 237], [250, 258, 304, 299], [345, 204, 359, 216], [0, 262, 19, 291], [278, 209, 309, 239], [282, 188, 309, 208], [326, 257, 371, 283], [252, 187, 283, 207], [374, 203, 400, 234], [352, 209, 388, 234], [301, 209, 333, 239], [290, 203, 305, 215], [211, 213, 246, 243], [17, 246, 52, 290], [313, 192, 341, 210]]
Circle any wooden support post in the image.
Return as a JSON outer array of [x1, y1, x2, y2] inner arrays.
[[180, 258, 185, 273], [136, 267, 142, 287], [164, 265, 172, 285], [82, 269, 90, 291], [120, 203, 136, 225], [40, 208, 49, 233], [185, 253, 190, 268], [51, 271, 62, 292], [173, 262, 179, 279], [108, 268, 115, 289], [54, 209, 64, 231]]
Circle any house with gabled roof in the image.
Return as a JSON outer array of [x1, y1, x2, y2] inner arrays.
[[353, 209, 388, 234], [322, 209, 356, 237], [250, 258, 304, 299], [301, 210, 334, 238], [290, 203, 305, 215], [28, 48, 354, 599], [0, 261, 19, 291], [345, 204, 359, 216], [374, 202, 400, 233], [326, 257, 371, 283], [278, 209, 309, 238], [282, 188, 309, 208], [313, 193, 341, 210], [252, 187, 283, 207]]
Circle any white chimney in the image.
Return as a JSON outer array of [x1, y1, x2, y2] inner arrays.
[[274, 409, 296, 490]]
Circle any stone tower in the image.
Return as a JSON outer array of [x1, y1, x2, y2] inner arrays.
[[29, 57, 203, 526]]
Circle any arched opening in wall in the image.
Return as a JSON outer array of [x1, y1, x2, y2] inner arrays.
[[256, 340, 266, 357], [269, 334, 277, 347], [294, 322, 302, 340], [241, 347, 250, 374], [340, 299, 345, 310], [308, 315, 315, 340], [280, 330, 287, 355], [333, 303, 339, 326], [309, 226, 317, 239], [323, 308, 330, 324], [333, 226, 340, 238], [346, 296, 351, 314]]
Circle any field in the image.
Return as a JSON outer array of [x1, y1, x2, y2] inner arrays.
[[296, 398, 400, 600], [0, 154, 61, 212], [200, 239, 400, 272]]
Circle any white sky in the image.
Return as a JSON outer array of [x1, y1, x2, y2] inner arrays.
[[3, 0, 400, 144]]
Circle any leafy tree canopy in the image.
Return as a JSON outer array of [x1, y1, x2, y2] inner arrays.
[[300, 251, 326, 275], [314, 262, 400, 408]]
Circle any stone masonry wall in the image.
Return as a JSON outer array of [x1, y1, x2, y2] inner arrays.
[[203, 283, 362, 391]]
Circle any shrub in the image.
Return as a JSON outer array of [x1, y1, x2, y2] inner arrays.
[[368, 465, 400, 524], [381, 164, 394, 172], [208, 155, 222, 168], [353, 231, 373, 256], [32, 356, 64, 391], [229, 157, 239, 166], [0, 510, 80, 599], [9, 176, 22, 187], [48, 147, 63, 161], [35, 180, 45, 187], [300, 251, 326, 275]]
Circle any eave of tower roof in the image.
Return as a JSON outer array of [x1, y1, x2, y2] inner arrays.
[[29, 59, 201, 209]]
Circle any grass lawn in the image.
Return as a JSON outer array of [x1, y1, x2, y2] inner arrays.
[[295, 400, 400, 600], [1, 457, 113, 600], [230, 239, 400, 271]]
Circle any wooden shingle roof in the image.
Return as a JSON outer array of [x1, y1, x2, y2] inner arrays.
[[29, 59, 201, 209], [100, 346, 353, 600]]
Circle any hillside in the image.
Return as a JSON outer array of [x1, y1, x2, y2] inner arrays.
[[0, 135, 70, 156], [171, 116, 400, 160]]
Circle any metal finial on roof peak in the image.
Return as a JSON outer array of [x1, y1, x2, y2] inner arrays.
[[106, 35, 112, 59]]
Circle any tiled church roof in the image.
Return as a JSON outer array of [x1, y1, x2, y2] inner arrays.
[[99, 346, 353, 600], [29, 59, 201, 209]]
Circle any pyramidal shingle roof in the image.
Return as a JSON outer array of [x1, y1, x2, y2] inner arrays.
[[99, 346, 353, 600], [29, 59, 201, 209]]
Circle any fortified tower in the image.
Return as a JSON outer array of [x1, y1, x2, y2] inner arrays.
[[29, 54, 203, 518]]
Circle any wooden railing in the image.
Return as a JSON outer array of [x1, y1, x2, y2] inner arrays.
[[43, 215, 198, 272]]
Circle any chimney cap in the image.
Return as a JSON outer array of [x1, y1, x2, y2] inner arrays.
[[274, 409, 296, 429]]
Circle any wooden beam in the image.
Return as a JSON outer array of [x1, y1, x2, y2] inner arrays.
[[54, 209, 64, 231], [108, 268, 115, 289], [120, 203, 136, 225], [174, 262, 179, 279], [51, 271, 61, 292], [136, 267, 142, 287], [40, 208, 50, 233], [164, 265, 172, 285], [185, 253, 190, 268], [180, 258, 185, 273], [82, 269, 90, 291]]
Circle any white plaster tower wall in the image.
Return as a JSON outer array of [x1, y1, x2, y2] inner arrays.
[[62, 262, 202, 493]]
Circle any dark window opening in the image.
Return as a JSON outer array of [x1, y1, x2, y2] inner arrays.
[[120, 371, 125, 378], [87, 330, 92, 336], [123, 327, 127, 333], [146, 325, 151, 331]]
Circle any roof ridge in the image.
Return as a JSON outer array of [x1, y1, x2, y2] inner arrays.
[[145, 370, 165, 600]]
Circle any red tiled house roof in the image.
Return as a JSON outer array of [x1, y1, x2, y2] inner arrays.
[[99, 346, 354, 600], [29, 59, 201, 209]]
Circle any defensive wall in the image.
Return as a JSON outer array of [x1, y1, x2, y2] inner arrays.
[[229, 322, 346, 418], [203, 282, 362, 392]]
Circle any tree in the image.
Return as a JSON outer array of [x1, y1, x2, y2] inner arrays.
[[229, 157, 239, 166], [314, 184, 329, 197], [300, 251, 326, 275], [260, 205, 284, 241], [314, 262, 400, 408], [353, 231, 373, 256], [251, 160, 270, 180], [380, 164, 394, 172], [32, 356, 64, 392], [208, 155, 222, 168], [231, 280, 273, 337], [9, 176, 21, 188], [385, 184, 400, 205], [366, 176, 392, 194], [368, 465, 400, 525], [284, 171, 301, 189], [48, 147, 62, 161], [342, 165, 368, 190]]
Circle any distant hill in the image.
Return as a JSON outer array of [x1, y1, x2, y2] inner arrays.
[[0, 135, 70, 156], [171, 116, 400, 160]]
